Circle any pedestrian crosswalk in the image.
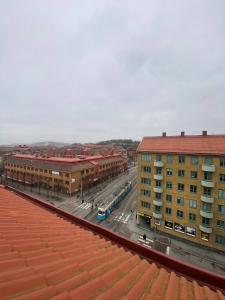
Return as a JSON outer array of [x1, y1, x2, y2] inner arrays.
[[113, 212, 131, 224], [78, 202, 92, 210]]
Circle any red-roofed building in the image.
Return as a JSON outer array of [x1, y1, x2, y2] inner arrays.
[[137, 131, 225, 252], [0, 185, 224, 299], [3, 154, 127, 195]]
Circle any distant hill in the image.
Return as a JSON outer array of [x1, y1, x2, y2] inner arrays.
[[96, 139, 139, 149], [28, 141, 70, 148]]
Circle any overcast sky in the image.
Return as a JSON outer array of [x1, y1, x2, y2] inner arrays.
[[0, 0, 225, 144]]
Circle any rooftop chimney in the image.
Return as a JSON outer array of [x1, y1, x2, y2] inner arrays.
[[202, 130, 207, 136], [162, 132, 166, 137], [181, 131, 185, 136]]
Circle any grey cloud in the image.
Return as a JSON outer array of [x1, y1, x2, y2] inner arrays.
[[0, 0, 225, 144]]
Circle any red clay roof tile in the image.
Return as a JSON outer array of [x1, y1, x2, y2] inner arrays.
[[138, 134, 225, 155], [0, 186, 224, 300]]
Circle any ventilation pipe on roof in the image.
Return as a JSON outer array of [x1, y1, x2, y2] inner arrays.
[[162, 132, 166, 137], [181, 131, 185, 136], [202, 130, 207, 136]]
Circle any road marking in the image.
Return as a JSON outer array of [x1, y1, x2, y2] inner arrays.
[[124, 214, 130, 223], [78, 202, 92, 209], [113, 213, 131, 224], [166, 246, 170, 255]]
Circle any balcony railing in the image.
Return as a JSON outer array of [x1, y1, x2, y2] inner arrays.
[[199, 224, 212, 233], [154, 161, 164, 167], [200, 209, 213, 219], [153, 200, 163, 206], [154, 174, 163, 180], [153, 187, 163, 193], [202, 165, 215, 172], [201, 180, 214, 188], [201, 195, 214, 203], [153, 211, 162, 219]]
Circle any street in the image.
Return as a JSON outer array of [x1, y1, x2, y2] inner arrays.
[[6, 166, 225, 276]]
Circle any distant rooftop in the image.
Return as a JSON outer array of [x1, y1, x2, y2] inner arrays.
[[11, 153, 122, 164], [138, 131, 225, 155]]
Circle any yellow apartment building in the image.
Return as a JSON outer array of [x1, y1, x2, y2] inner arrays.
[[4, 154, 127, 195], [136, 131, 225, 252]]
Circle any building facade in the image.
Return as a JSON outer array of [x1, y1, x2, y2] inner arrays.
[[136, 132, 225, 252], [4, 154, 127, 195]]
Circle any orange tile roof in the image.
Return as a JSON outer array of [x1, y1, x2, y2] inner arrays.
[[12, 154, 122, 164], [0, 186, 224, 300], [137, 134, 225, 155]]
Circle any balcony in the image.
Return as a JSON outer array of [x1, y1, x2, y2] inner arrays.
[[153, 187, 163, 193], [153, 211, 162, 219], [154, 174, 163, 180], [201, 180, 214, 188], [200, 209, 213, 219], [154, 161, 164, 167], [199, 224, 212, 234], [201, 195, 214, 203], [153, 200, 163, 206], [202, 165, 215, 172]]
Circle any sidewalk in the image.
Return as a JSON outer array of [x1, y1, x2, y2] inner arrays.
[[127, 217, 225, 276]]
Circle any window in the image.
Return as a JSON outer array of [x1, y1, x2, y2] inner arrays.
[[141, 189, 151, 197], [189, 200, 197, 208], [65, 181, 69, 185], [166, 194, 172, 202], [141, 154, 151, 161], [190, 185, 197, 193], [204, 157, 213, 165], [166, 168, 173, 176], [218, 205, 225, 214], [178, 170, 185, 177], [141, 166, 151, 173], [155, 206, 161, 213], [156, 154, 162, 161], [191, 171, 197, 179], [178, 183, 184, 192], [155, 193, 161, 200], [220, 157, 225, 167], [220, 174, 225, 183], [177, 210, 184, 218], [177, 197, 184, 206], [189, 213, 196, 221], [178, 155, 185, 164], [202, 203, 212, 212], [215, 235, 225, 245], [204, 172, 212, 181], [167, 154, 173, 163], [191, 156, 198, 165], [156, 167, 162, 175], [218, 190, 225, 199], [165, 207, 172, 215], [202, 217, 210, 226], [155, 180, 161, 187], [141, 201, 150, 209], [217, 220, 225, 229], [166, 182, 172, 189], [203, 187, 211, 196], [141, 177, 151, 185]]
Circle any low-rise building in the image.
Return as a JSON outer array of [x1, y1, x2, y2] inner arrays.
[[136, 131, 225, 252], [4, 153, 127, 195]]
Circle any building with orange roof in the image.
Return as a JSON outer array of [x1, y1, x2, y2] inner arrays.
[[3, 154, 127, 195], [0, 185, 224, 299], [136, 131, 225, 252]]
